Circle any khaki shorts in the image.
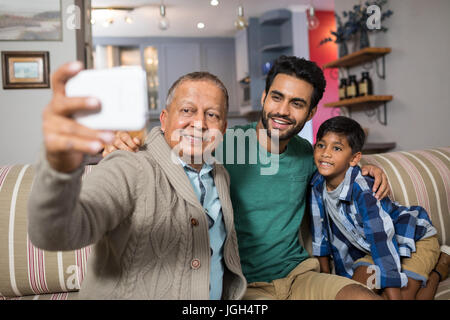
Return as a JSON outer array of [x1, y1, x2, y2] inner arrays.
[[243, 258, 367, 300], [353, 235, 440, 286]]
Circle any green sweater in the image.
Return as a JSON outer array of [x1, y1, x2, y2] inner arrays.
[[221, 122, 315, 283]]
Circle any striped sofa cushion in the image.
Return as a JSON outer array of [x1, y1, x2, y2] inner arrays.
[[0, 165, 92, 298], [360, 147, 450, 247], [360, 147, 450, 299], [0, 291, 79, 300], [435, 278, 450, 300]]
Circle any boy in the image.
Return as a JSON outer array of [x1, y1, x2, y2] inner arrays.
[[310, 116, 449, 300]]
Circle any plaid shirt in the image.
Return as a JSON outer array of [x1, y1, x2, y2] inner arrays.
[[310, 166, 437, 288]]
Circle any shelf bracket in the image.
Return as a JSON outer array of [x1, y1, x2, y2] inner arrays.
[[377, 102, 388, 125], [374, 55, 386, 80]]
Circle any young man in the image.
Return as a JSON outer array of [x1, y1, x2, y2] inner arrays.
[[106, 56, 390, 299], [310, 116, 450, 300], [27, 63, 247, 300]]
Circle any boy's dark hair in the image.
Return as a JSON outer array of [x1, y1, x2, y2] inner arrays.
[[265, 55, 326, 111], [316, 116, 366, 153]]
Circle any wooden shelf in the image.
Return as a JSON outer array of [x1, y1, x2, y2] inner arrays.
[[363, 142, 396, 154], [324, 95, 393, 108], [323, 47, 391, 69]]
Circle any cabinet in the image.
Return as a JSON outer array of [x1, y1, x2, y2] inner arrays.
[[201, 41, 238, 114], [245, 9, 294, 114], [235, 29, 249, 82], [158, 43, 201, 112], [93, 37, 238, 117], [323, 47, 396, 153]]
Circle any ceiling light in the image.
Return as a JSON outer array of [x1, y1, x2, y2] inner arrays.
[[307, 1, 320, 30], [124, 16, 133, 24], [197, 22, 205, 29], [158, 2, 170, 31], [103, 17, 114, 27], [234, 5, 248, 30], [210, 0, 219, 6], [92, 7, 135, 28]]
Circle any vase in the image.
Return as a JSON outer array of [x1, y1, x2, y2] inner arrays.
[[359, 28, 370, 49], [338, 41, 348, 58]]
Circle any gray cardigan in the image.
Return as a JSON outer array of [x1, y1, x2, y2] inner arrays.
[[27, 127, 247, 300]]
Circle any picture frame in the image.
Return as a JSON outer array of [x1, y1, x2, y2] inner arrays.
[[0, 0, 62, 41], [2, 51, 50, 89]]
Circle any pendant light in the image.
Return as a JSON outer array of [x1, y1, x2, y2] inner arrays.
[[307, 0, 320, 30], [158, 1, 170, 31], [234, 5, 248, 30]]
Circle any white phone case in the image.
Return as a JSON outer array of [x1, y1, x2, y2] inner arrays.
[[66, 66, 149, 131]]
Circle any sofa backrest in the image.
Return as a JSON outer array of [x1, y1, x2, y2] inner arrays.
[[0, 165, 92, 298], [360, 147, 450, 246]]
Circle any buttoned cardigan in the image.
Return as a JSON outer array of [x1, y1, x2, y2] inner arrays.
[[28, 127, 247, 299]]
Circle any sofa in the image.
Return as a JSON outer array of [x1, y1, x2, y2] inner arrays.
[[1, 147, 449, 300]]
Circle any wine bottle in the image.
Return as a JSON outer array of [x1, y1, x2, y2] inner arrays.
[[359, 72, 373, 96], [346, 75, 359, 98]]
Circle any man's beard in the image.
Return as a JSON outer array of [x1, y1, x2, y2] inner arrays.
[[260, 106, 308, 141]]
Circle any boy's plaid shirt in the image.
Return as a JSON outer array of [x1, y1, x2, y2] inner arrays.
[[309, 166, 437, 288]]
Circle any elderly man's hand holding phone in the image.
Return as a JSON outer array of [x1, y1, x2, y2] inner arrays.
[[43, 62, 148, 173]]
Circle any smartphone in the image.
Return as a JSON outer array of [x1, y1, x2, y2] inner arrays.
[[66, 66, 149, 131]]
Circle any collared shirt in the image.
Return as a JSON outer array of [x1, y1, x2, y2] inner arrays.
[[179, 159, 227, 300], [310, 166, 437, 289]]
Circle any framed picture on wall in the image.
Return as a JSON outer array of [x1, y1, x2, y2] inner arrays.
[[0, 0, 62, 41], [2, 51, 50, 89]]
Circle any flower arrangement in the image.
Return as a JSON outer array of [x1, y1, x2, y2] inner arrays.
[[319, 13, 352, 46], [320, 0, 393, 54]]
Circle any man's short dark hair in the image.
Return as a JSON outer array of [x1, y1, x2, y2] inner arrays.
[[265, 55, 326, 111], [316, 116, 366, 153]]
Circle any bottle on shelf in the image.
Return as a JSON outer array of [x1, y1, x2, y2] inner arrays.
[[346, 75, 359, 99], [358, 71, 373, 96], [339, 78, 347, 100]]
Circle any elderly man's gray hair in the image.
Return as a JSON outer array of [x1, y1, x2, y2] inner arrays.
[[165, 72, 229, 112]]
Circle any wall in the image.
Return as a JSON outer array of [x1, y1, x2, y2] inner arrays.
[[334, 0, 450, 151], [291, 9, 314, 144], [308, 10, 339, 144], [0, 0, 77, 165]]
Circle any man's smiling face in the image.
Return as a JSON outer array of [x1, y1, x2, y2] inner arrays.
[[260, 73, 316, 141], [160, 79, 227, 169]]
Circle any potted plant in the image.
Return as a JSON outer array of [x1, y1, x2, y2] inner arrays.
[[320, 0, 393, 56], [343, 0, 393, 50], [319, 13, 353, 57]]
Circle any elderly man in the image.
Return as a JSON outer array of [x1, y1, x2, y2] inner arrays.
[[27, 62, 247, 300]]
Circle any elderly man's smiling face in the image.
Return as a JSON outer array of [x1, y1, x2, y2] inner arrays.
[[160, 79, 227, 170]]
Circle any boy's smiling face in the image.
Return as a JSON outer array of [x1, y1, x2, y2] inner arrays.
[[314, 132, 362, 190]]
